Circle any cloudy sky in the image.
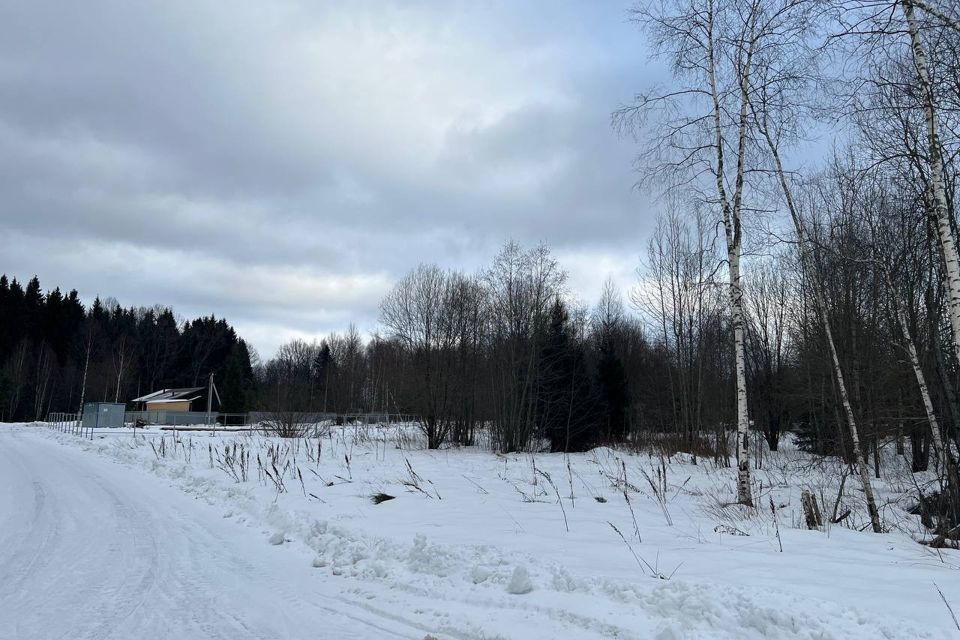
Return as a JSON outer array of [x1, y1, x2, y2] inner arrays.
[[0, 1, 662, 357]]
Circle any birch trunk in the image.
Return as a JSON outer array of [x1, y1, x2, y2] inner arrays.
[[707, 1, 754, 506], [903, 0, 960, 366], [822, 309, 883, 532], [910, 0, 960, 33], [7, 340, 27, 418], [757, 121, 883, 532], [886, 268, 960, 508], [887, 270, 949, 469], [728, 226, 752, 505]]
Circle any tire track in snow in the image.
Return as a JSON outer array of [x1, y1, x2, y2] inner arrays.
[[74, 479, 161, 640], [0, 464, 62, 604]]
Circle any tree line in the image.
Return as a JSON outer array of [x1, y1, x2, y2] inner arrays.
[[258, 243, 639, 452], [0, 274, 255, 421]]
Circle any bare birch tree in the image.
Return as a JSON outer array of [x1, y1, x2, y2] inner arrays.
[[834, 0, 960, 362], [616, 0, 801, 505], [729, 0, 888, 530], [757, 124, 884, 531], [900, 0, 960, 367]]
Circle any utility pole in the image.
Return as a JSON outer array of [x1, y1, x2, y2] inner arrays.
[[206, 371, 223, 432], [207, 372, 214, 428]]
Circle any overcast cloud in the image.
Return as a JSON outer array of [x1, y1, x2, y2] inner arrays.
[[0, 1, 661, 357]]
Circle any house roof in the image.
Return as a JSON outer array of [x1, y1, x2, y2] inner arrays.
[[132, 387, 205, 403]]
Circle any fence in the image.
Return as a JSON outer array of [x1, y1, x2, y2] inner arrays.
[[45, 410, 416, 433], [47, 411, 86, 437], [247, 411, 416, 426], [47, 410, 113, 439], [124, 410, 237, 427]]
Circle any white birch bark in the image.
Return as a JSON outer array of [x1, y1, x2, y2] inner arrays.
[[890, 277, 947, 465], [757, 119, 883, 532], [708, 1, 754, 506], [822, 308, 883, 532], [910, 0, 960, 33], [884, 268, 960, 495], [728, 217, 752, 504], [903, 0, 960, 366]]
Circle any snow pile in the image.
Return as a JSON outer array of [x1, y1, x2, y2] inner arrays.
[[506, 566, 533, 595]]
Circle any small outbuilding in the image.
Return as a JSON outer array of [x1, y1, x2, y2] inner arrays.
[[132, 387, 215, 413]]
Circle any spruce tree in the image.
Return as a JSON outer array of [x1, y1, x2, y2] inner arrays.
[[313, 341, 335, 413], [596, 330, 629, 442], [221, 344, 249, 413], [538, 298, 596, 452]]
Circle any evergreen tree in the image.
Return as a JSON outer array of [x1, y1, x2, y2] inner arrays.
[[538, 298, 596, 452], [313, 340, 335, 413], [596, 330, 629, 442], [24, 276, 44, 344], [221, 343, 250, 413]]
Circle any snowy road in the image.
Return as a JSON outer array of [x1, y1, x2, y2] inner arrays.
[[0, 429, 428, 640]]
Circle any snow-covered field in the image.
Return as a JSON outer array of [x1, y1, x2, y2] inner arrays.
[[2, 422, 959, 639]]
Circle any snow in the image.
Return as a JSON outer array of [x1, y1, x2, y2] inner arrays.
[[2, 422, 959, 639], [506, 566, 533, 595]]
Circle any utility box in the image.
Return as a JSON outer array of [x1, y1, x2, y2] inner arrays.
[[82, 402, 126, 429]]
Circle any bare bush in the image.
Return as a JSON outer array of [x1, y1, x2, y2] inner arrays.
[[259, 411, 323, 439]]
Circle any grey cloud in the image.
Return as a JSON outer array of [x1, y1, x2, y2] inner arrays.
[[0, 0, 660, 356]]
